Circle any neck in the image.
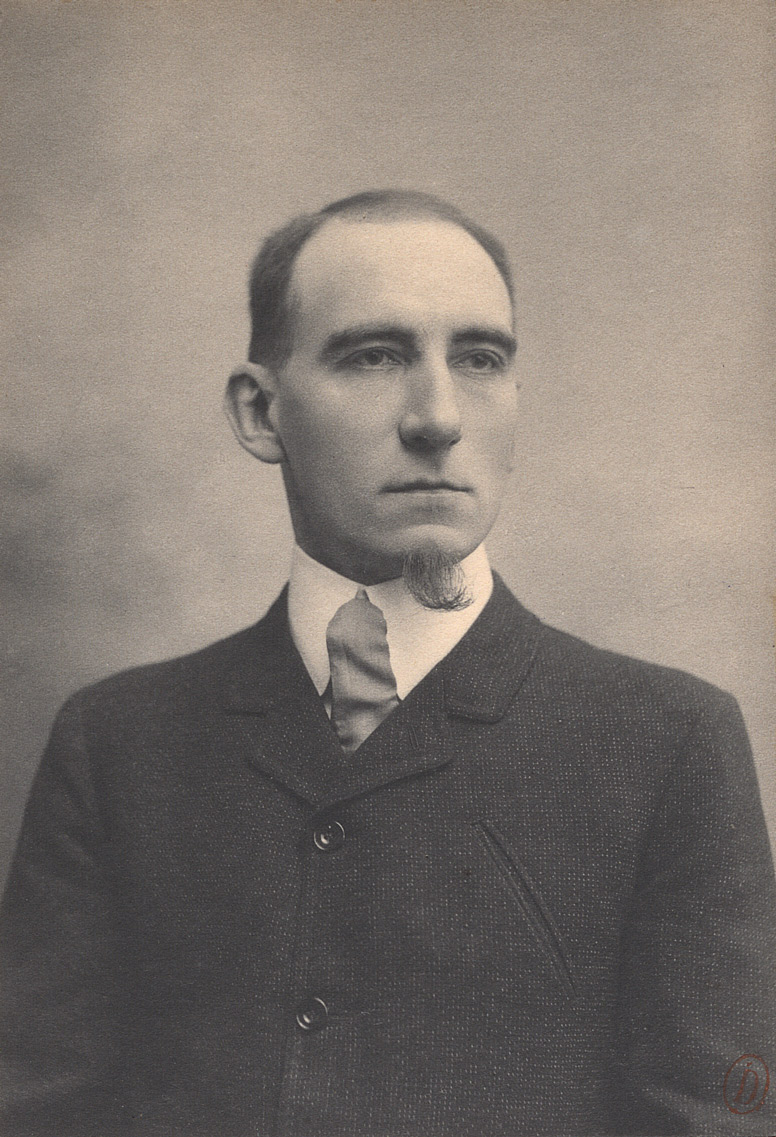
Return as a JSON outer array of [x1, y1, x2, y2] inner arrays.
[[291, 542, 491, 597], [291, 539, 408, 587]]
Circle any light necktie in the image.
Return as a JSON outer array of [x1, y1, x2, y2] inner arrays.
[[325, 588, 400, 753]]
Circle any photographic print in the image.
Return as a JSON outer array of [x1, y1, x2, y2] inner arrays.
[[2, 2, 774, 1134]]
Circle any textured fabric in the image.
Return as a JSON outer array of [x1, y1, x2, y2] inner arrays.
[[326, 589, 400, 752], [287, 542, 493, 699], [1, 576, 775, 1137]]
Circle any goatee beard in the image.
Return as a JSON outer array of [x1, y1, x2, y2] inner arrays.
[[401, 547, 473, 612]]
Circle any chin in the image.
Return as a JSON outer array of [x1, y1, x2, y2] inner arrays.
[[390, 525, 480, 565], [342, 524, 483, 585]]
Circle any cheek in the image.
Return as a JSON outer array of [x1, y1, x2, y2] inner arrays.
[[499, 418, 518, 463], [275, 393, 334, 469], [474, 402, 518, 471], [277, 399, 377, 510], [279, 383, 389, 455]]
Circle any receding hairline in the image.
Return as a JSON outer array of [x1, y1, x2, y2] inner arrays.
[[315, 192, 513, 300], [246, 189, 514, 368], [286, 213, 515, 307]]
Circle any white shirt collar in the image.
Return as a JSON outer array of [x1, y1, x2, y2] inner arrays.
[[287, 544, 493, 700]]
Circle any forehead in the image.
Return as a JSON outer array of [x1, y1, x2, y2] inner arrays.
[[288, 218, 514, 343]]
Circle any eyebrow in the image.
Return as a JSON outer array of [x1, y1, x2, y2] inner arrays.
[[319, 323, 517, 363], [319, 325, 416, 363], [451, 327, 517, 360]]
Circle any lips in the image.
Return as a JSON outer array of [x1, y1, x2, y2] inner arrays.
[[382, 480, 471, 493]]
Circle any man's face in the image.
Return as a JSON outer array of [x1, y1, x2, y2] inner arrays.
[[269, 217, 519, 583]]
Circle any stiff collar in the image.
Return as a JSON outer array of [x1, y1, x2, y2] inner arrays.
[[286, 544, 493, 700]]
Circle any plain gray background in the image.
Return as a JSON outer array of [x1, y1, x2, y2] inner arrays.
[[2, 0, 775, 884]]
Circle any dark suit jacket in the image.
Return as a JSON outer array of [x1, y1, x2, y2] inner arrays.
[[2, 576, 775, 1137]]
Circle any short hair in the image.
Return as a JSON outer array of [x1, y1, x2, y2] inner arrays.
[[247, 189, 514, 369]]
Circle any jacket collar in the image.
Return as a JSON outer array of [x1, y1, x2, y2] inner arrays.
[[218, 573, 543, 809]]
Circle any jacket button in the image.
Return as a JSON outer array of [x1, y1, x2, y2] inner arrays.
[[313, 821, 345, 852], [295, 997, 329, 1031]]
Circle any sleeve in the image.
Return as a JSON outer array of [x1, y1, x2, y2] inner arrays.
[[614, 689, 776, 1135], [0, 695, 131, 1137]]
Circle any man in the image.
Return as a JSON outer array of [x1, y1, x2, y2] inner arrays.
[[2, 190, 775, 1137]]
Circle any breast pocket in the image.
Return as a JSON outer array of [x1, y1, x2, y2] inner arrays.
[[473, 819, 578, 998]]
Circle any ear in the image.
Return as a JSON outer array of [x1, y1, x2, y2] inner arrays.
[[223, 362, 286, 464]]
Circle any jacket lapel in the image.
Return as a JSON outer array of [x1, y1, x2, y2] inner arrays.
[[218, 574, 543, 809], [442, 573, 543, 722], [218, 588, 350, 806]]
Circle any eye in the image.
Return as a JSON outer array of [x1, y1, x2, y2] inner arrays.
[[340, 347, 403, 370], [456, 350, 506, 375]]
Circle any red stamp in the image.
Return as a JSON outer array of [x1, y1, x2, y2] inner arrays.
[[723, 1054, 770, 1115]]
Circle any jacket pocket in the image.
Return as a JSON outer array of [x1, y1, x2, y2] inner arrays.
[[473, 819, 577, 998]]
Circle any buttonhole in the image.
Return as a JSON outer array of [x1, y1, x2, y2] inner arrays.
[[408, 724, 423, 752]]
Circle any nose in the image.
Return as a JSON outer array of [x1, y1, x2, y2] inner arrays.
[[398, 357, 462, 453]]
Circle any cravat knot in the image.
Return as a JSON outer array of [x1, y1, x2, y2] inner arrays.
[[326, 588, 400, 753]]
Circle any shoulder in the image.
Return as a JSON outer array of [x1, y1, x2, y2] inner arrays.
[[62, 589, 288, 726], [513, 600, 759, 826], [538, 618, 737, 720], [486, 578, 742, 754], [525, 615, 756, 812], [490, 573, 738, 719]]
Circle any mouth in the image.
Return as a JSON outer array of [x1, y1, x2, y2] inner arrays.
[[382, 480, 472, 494]]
